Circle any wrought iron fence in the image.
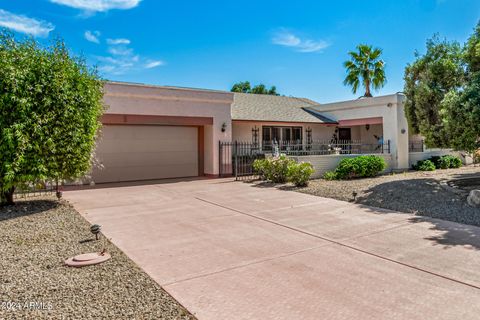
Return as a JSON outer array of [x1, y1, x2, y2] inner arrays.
[[263, 139, 390, 155], [13, 180, 58, 200], [409, 139, 425, 152], [219, 141, 265, 179], [220, 140, 391, 180]]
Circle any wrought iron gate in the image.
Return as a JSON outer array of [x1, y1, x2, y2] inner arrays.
[[219, 141, 264, 180]]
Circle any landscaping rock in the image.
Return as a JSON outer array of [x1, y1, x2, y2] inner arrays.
[[295, 165, 480, 227], [0, 197, 195, 320], [467, 190, 480, 207]]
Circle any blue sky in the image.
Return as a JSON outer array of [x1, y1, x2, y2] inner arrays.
[[1, 0, 479, 102]]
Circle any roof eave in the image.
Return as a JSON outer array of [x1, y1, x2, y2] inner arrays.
[[231, 118, 338, 125], [301, 107, 338, 124]]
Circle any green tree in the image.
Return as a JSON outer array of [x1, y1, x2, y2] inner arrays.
[[439, 25, 480, 153], [440, 75, 480, 153], [464, 23, 480, 74], [0, 31, 104, 205], [230, 81, 251, 93], [230, 81, 279, 95], [403, 36, 464, 148], [250, 84, 267, 94], [343, 44, 386, 97]]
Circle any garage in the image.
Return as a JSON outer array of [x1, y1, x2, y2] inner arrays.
[[96, 82, 233, 182], [92, 125, 200, 183]]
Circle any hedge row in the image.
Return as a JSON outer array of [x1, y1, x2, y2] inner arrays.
[[413, 155, 462, 171]]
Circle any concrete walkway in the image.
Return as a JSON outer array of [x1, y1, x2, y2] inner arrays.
[[65, 178, 480, 320]]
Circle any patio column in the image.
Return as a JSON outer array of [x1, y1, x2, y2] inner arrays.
[[382, 95, 409, 170]]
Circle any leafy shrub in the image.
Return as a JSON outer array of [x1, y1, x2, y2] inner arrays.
[[253, 155, 295, 183], [287, 162, 315, 187], [414, 159, 436, 171], [323, 171, 337, 180], [436, 156, 451, 169], [444, 155, 462, 168], [450, 156, 463, 168], [253, 158, 269, 179], [254, 157, 315, 185], [334, 155, 387, 179], [424, 155, 462, 169], [0, 32, 104, 205], [428, 156, 442, 169], [268, 155, 295, 183]]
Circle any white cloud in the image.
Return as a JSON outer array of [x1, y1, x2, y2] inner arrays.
[[0, 9, 54, 37], [107, 38, 130, 45], [84, 30, 100, 43], [49, 0, 141, 12], [272, 29, 330, 53], [272, 32, 301, 47], [96, 38, 163, 75], [144, 60, 164, 69], [96, 54, 136, 75], [108, 46, 133, 56]]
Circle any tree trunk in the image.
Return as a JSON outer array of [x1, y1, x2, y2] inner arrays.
[[364, 78, 372, 97], [1, 187, 15, 206], [365, 81, 373, 98]]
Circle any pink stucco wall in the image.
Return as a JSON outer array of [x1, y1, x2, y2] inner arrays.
[[103, 82, 233, 175]]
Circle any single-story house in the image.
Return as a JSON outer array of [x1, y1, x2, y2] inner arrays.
[[89, 81, 456, 183]]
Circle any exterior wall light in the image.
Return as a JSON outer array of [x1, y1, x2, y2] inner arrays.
[[221, 123, 227, 132], [365, 124, 370, 131], [387, 103, 393, 107]]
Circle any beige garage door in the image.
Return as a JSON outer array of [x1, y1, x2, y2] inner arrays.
[[92, 125, 198, 183]]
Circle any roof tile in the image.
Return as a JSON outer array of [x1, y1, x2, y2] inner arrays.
[[232, 93, 337, 123]]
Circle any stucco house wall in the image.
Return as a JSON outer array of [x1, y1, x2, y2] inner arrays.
[[357, 124, 383, 144], [102, 82, 233, 176], [312, 94, 409, 169], [98, 84, 459, 183], [291, 154, 393, 178]]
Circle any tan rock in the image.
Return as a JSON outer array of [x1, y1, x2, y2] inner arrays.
[[467, 189, 480, 207]]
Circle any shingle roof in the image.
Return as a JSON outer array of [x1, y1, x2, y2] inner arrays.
[[232, 93, 337, 124]]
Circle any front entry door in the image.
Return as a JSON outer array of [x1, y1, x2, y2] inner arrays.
[[338, 128, 352, 141]]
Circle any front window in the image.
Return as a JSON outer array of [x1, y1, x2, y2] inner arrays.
[[292, 127, 302, 141], [262, 126, 302, 150]]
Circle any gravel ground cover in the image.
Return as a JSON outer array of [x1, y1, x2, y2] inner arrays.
[[293, 165, 480, 226], [0, 197, 196, 320]]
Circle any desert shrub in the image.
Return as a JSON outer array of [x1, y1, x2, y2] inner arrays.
[[428, 156, 442, 169], [323, 171, 338, 180], [253, 158, 269, 179], [414, 159, 436, 171], [426, 155, 462, 169], [334, 155, 387, 179], [254, 155, 295, 183], [436, 156, 451, 169], [287, 162, 315, 187], [444, 155, 462, 168], [255, 156, 314, 185], [268, 155, 295, 183]]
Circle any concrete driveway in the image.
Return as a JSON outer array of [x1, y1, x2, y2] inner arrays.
[[65, 178, 480, 320]]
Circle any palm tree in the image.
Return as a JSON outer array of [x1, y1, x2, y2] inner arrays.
[[343, 44, 386, 97]]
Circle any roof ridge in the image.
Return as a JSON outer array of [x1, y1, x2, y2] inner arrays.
[[232, 91, 334, 123], [233, 92, 320, 104], [107, 81, 230, 93], [295, 97, 321, 106]]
